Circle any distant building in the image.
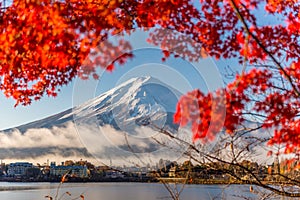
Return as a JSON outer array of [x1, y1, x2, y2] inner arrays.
[[7, 162, 33, 176], [105, 170, 124, 179], [50, 162, 89, 178]]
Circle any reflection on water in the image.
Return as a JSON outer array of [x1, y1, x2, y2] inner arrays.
[[0, 182, 290, 200]]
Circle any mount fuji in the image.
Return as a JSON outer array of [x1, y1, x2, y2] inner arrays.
[[0, 76, 185, 163], [7, 76, 181, 134]]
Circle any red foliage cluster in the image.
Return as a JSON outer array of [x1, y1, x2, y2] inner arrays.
[[174, 69, 272, 142], [0, 0, 200, 105], [0, 0, 137, 105], [172, 0, 300, 155]]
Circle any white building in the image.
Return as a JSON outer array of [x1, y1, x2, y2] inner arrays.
[[7, 162, 33, 176], [50, 163, 89, 178]]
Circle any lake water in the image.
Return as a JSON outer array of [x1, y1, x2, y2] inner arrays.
[[0, 182, 290, 200]]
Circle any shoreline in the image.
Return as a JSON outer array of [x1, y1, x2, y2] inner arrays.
[[0, 177, 285, 186]]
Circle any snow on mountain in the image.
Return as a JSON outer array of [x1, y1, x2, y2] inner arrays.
[[7, 76, 181, 134]]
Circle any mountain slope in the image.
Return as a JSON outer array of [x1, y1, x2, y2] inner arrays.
[[7, 76, 181, 134]]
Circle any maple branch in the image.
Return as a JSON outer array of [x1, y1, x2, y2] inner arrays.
[[150, 122, 300, 197], [229, 0, 300, 97], [199, 148, 300, 197], [0, 6, 8, 10], [123, 131, 147, 166], [240, 112, 267, 119]]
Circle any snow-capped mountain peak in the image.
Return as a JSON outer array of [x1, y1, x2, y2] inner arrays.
[[71, 76, 180, 133], [9, 76, 181, 134]]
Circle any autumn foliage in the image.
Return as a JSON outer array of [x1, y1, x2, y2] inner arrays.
[[173, 0, 300, 155], [1, 0, 300, 155]]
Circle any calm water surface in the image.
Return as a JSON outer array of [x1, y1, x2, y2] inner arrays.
[[0, 182, 288, 200]]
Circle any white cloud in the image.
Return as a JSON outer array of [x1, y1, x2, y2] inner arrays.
[[0, 121, 189, 166], [0, 122, 82, 148]]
